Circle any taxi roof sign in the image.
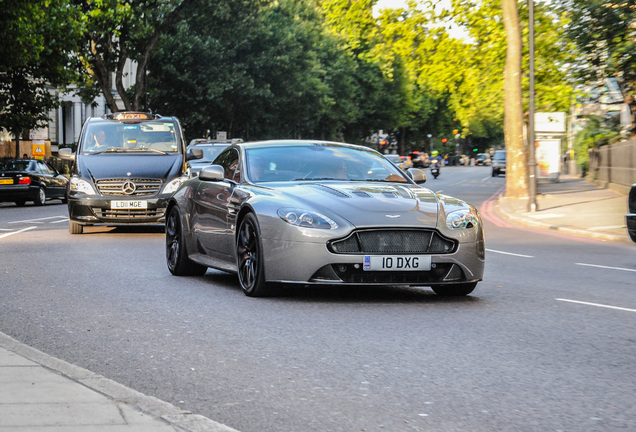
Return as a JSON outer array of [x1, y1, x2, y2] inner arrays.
[[102, 112, 158, 122]]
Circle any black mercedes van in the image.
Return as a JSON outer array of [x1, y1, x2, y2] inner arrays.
[[60, 112, 201, 234]]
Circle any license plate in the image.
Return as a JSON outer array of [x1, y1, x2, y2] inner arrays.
[[0, 179, 13, 185], [363, 255, 431, 271], [110, 200, 148, 209]]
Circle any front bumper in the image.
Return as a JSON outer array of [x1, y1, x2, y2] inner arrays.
[[261, 237, 485, 286], [68, 196, 170, 226]]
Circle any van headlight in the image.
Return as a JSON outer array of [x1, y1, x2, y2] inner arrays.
[[69, 176, 96, 195], [162, 176, 188, 195], [446, 209, 479, 229]]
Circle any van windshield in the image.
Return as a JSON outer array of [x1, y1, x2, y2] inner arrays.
[[81, 121, 181, 154]]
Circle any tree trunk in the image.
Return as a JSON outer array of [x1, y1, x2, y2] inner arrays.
[[501, 0, 527, 198]]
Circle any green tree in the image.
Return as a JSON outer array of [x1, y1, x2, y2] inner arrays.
[[0, 0, 81, 157], [560, 0, 636, 132], [72, 0, 195, 113]]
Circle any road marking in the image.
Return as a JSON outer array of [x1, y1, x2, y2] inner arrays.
[[588, 225, 626, 231], [556, 298, 636, 313], [486, 248, 534, 258], [0, 226, 37, 239], [576, 263, 636, 273], [8, 215, 66, 224], [51, 218, 69, 224]]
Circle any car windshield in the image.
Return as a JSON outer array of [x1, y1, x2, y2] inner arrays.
[[246, 144, 409, 183], [81, 121, 181, 154], [494, 151, 506, 161], [193, 144, 230, 162]]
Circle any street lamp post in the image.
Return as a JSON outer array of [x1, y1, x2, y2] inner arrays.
[[527, 0, 537, 212]]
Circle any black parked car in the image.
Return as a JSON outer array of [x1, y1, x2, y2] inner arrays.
[[0, 159, 68, 206], [627, 184, 636, 242]]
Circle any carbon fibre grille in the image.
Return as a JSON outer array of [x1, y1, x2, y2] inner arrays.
[[96, 178, 162, 196], [329, 229, 456, 254]]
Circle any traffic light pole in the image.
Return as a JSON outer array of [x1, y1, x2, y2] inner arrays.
[[527, 0, 537, 212]]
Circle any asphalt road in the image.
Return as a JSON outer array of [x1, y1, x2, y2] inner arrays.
[[1, 165, 635, 432]]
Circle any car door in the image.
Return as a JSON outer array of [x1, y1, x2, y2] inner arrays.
[[36, 161, 65, 198], [191, 148, 242, 259]]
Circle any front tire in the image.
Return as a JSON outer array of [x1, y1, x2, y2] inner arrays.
[[236, 213, 271, 297], [165, 207, 207, 276], [431, 282, 477, 297]]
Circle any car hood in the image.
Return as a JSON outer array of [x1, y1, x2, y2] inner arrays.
[[79, 154, 183, 181], [264, 182, 441, 227]]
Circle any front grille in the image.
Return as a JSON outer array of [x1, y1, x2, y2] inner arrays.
[[96, 178, 162, 196], [329, 229, 456, 255], [92, 207, 165, 220]]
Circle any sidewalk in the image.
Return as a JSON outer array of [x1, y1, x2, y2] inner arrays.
[[0, 331, 239, 432], [493, 174, 632, 244]]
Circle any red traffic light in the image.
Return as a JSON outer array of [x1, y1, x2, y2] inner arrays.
[[381, 140, 387, 146], [441, 138, 447, 143]]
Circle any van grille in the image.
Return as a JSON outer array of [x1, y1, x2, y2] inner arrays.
[[96, 178, 162, 196]]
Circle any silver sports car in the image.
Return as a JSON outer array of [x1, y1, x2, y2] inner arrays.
[[166, 140, 485, 297]]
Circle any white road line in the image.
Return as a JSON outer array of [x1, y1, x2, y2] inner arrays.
[[51, 218, 69, 224], [486, 248, 534, 258], [8, 215, 66, 224], [556, 298, 636, 313], [0, 226, 37, 239], [576, 263, 636, 273]]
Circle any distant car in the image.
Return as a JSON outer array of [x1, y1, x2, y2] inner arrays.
[[166, 139, 485, 297], [458, 155, 470, 166], [186, 140, 240, 176], [491, 150, 507, 176], [408, 151, 429, 168], [475, 153, 491, 166], [384, 154, 412, 171], [627, 184, 636, 242], [0, 159, 68, 206]]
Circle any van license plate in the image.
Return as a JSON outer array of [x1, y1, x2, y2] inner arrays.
[[111, 200, 148, 209], [363, 255, 431, 271]]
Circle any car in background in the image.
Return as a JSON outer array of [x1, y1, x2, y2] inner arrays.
[[166, 139, 485, 297], [627, 184, 636, 242], [59, 112, 201, 234], [187, 138, 243, 176], [491, 150, 507, 176], [458, 155, 470, 166], [475, 153, 491, 166], [408, 151, 429, 168], [0, 159, 68, 206], [384, 154, 413, 171]]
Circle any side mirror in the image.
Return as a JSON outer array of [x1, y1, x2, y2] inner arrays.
[[58, 148, 74, 160], [198, 165, 225, 182], [407, 168, 427, 184], [186, 147, 204, 161]]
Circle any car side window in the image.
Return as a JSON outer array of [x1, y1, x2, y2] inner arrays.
[[215, 148, 240, 182]]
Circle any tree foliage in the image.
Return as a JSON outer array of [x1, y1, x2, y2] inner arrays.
[[0, 0, 81, 155]]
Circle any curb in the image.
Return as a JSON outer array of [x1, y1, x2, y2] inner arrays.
[[0, 331, 240, 432]]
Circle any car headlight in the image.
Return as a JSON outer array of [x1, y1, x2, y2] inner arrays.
[[69, 176, 96, 195], [162, 176, 188, 195], [446, 209, 479, 229], [277, 208, 338, 229]]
